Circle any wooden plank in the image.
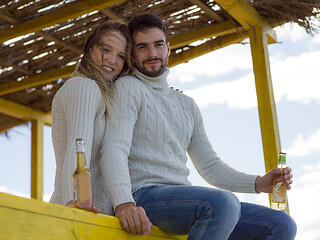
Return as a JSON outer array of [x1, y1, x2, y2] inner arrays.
[[215, 0, 277, 43], [31, 120, 44, 200], [169, 32, 247, 67], [0, 98, 52, 125], [0, 193, 187, 240], [248, 27, 289, 212], [0, 65, 74, 97], [168, 20, 241, 49], [0, 0, 125, 43]]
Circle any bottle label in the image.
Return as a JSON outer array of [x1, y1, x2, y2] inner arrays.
[[272, 182, 286, 203]]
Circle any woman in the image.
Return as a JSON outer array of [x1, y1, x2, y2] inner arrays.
[[50, 21, 132, 215]]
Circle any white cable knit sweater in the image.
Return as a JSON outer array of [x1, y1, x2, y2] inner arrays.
[[101, 68, 259, 208], [50, 76, 113, 214]]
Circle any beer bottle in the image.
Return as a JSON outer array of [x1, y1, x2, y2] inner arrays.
[[73, 138, 93, 210], [271, 152, 287, 211]]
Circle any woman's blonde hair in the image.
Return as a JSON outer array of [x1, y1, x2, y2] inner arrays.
[[75, 21, 132, 119]]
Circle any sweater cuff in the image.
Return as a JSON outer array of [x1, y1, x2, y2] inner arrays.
[[107, 184, 136, 209]]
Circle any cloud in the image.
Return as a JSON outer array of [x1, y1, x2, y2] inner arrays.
[[289, 162, 320, 240], [184, 73, 257, 109], [171, 43, 252, 82], [0, 186, 52, 202], [174, 34, 320, 110], [283, 129, 320, 157], [0, 186, 29, 199], [272, 50, 320, 105]]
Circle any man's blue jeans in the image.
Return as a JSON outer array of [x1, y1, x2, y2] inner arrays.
[[133, 185, 297, 240]]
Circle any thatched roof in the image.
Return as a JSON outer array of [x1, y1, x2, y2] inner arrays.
[[0, 0, 319, 133]]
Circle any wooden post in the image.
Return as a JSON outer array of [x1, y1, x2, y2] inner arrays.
[[248, 26, 289, 212], [31, 120, 44, 200]]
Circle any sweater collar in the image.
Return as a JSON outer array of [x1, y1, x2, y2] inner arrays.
[[134, 67, 170, 92]]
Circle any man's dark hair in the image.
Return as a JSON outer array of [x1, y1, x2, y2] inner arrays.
[[128, 13, 167, 40]]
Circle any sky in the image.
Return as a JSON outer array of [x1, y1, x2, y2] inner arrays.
[[1, 23, 320, 240]]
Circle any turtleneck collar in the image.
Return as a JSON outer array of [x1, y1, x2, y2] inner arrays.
[[134, 67, 170, 92]]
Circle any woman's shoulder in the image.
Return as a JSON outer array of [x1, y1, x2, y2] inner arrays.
[[64, 76, 99, 89], [53, 76, 102, 104]]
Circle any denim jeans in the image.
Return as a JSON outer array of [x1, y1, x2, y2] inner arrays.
[[133, 185, 297, 240]]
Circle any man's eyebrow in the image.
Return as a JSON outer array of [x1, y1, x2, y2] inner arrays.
[[135, 40, 165, 47]]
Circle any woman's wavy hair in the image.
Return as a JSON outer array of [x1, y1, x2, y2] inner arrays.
[[74, 21, 133, 119]]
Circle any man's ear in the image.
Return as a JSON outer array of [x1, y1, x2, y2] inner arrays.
[[167, 42, 171, 57]]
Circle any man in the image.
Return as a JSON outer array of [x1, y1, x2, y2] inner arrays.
[[102, 13, 297, 239]]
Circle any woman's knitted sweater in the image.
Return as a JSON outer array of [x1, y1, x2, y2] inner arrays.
[[50, 76, 113, 215], [101, 68, 258, 208]]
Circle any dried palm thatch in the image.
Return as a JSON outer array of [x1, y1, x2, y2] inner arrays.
[[0, 0, 319, 134]]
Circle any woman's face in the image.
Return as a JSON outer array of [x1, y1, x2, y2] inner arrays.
[[89, 30, 127, 78]]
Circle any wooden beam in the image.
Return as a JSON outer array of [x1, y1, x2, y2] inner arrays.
[[169, 32, 247, 67], [0, 10, 19, 24], [31, 120, 44, 200], [0, 192, 188, 240], [0, 58, 33, 75], [0, 98, 52, 125], [248, 27, 289, 212], [0, 0, 125, 44], [215, 0, 277, 43], [37, 31, 82, 54], [99, 8, 127, 23], [169, 20, 241, 49], [189, 0, 224, 22], [0, 65, 74, 96]]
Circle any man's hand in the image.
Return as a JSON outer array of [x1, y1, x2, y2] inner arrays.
[[255, 167, 293, 193], [115, 202, 153, 236]]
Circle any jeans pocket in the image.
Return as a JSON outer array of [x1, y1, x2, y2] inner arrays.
[[133, 185, 157, 204]]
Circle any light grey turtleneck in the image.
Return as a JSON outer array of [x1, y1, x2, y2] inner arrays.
[[101, 68, 258, 208]]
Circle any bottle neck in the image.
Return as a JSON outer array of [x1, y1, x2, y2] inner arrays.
[[76, 152, 87, 169]]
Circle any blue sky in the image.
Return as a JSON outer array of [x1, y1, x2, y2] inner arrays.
[[1, 23, 320, 240]]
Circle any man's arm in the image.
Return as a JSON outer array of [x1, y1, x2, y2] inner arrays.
[[187, 98, 259, 193], [100, 77, 152, 235]]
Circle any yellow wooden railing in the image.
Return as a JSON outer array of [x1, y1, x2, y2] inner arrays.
[[0, 192, 187, 240]]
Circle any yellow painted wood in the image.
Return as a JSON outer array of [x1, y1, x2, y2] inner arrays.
[[31, 120, 44, 200], [0, 0, 125, 44], [0, 192, 187, 240], [169, 32, 247, 67], [169, 20, 241, 49], [248, 27, 289, 213], [215, 0, 277, 44], [0, 98, 51, 125], [0, 65, 74, 97]]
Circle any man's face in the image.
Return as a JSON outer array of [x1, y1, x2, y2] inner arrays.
[[132, 27, 170, 77]]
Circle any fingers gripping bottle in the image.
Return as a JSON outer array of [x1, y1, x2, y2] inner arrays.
[[73, 138, 93, 210], [271, 152, 287, 211]]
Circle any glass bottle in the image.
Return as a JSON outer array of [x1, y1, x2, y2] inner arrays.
[[73, 138, 93, 210], [271, 152, 287, 211]]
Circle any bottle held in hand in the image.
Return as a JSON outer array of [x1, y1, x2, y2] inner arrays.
[[271, 152, 287, 211], [73, 138, 93, 210]]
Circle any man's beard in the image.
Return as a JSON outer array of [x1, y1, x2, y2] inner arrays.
[[135, 55, 169, 77]]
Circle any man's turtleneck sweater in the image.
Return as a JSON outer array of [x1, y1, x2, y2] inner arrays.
[[101, 68, 258, 208]]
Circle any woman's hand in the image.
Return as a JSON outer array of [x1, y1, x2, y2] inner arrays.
[[66, 200, 101, 213]]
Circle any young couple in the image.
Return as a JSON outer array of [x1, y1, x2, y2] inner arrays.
[[50, 13, 297, 239]]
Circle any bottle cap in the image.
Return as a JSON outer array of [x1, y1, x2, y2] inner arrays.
[[279, 152, 286, 163], [76, 138, 85, 153]]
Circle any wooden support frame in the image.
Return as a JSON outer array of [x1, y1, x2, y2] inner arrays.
[[31, 120, 44, 200], [0, 192, 187, 240], [248, 26, 289, 212]]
